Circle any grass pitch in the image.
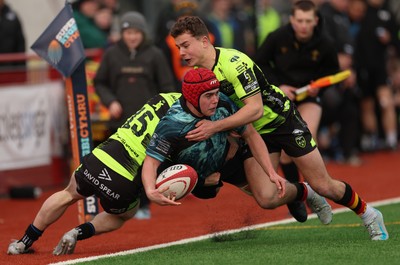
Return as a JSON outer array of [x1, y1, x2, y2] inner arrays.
[[55, 202, 400, 265]]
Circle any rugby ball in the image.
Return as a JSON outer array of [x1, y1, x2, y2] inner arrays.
[[155, 164, 198, 200]]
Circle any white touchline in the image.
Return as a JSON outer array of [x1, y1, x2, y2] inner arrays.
[[49, 197, 400, 265]]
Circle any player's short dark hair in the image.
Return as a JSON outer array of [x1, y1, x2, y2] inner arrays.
[[170, 16, 210, 39], [291, 0, 318, 16]]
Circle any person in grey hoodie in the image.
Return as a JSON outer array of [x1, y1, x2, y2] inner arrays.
[[94, 11, 176, 133], [94, 11, 176, 219]]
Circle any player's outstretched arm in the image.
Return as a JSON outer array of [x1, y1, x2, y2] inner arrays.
[[241, 124, 286, 198], [142, 156, 181, 206]]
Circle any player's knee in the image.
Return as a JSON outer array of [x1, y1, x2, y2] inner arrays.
[[120, 213, 134, 222], [121, 204, 140, 220], [378, 88, 395, 108], [309, 181, 334, 199], [118, 210, 136, 221], [379, 96, 393, 109], [255, 194, 279, 209], [58, 190, 80, 206], [259, 201, 279, 209]]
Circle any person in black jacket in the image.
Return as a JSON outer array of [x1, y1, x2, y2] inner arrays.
[[318, 0, 363, 165], [0, 0, 26, 69], [94, 11, 176, 219], [153, 0, 200, 89], [355, 0, 399, 151], [254, 0, 340, 222]]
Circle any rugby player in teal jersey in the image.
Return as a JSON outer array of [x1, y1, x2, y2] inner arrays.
[[142, 68, 330, 221], [8, 93, 181, 256], [169, 16, 388, 240]]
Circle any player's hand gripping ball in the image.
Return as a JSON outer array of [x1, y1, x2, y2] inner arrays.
[[155, 164, 198, 200]]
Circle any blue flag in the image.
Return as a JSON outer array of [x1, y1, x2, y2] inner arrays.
[[31, 4, 85, 77]]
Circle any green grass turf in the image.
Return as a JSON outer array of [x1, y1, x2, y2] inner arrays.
[[77, 203, 399, 265]]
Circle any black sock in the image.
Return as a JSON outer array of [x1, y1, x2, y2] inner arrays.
[[76, 222, 96, 241], [19, 224, 43, 249], [293, 182, 307, 201], [280, 162, 300, 183]]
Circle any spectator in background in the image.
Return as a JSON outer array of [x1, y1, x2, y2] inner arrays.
[[254, 0, 340, 221], [255, 0, 281, 47], [94, 5, 114, 41], [204, 0, 253, 55], [319, 0, 354, 57], [94, 11, 176, 219], [92, 2, 119, 46], [0, 0, 26, 69], [386, 2, 400, 139], [389, 59, 400, 138], [71, 0, 109, 49], [154, 0, 199, 47], [386, 0, 400, 26], [318, 0, 363, 165], [348, 0, 367, 39], [355, 0, 400, 151], [154, 0, 200, 88], [100, 0, 122, 43]]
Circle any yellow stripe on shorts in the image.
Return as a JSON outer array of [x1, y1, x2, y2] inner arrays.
[[92, 148, 134, 181]]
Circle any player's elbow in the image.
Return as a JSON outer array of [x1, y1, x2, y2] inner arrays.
[[244, 93, 264, 122], [251, 99, 264, 121], [254, 107, 264, 120], [248, 105, 263, 122], [244, 105, 264, 123]]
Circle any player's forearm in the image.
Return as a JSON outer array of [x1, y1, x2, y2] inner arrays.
[[214, 102, 263, 132], [141, 156, 160, 196], [243, 126, 276, 177]]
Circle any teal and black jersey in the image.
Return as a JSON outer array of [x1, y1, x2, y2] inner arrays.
[[212, 47, 291, 134], [92, 92, 181, 181], [146, 93, 246, 180]]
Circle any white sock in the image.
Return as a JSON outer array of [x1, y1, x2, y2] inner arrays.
[[386, 131, 398, 146], [360, 205, 376, 223], [304, 183, 316, 200]]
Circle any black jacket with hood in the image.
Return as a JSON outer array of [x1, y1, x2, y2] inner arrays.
[[94, 38, 176, 131]]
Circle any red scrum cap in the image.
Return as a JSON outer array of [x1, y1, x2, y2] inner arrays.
[[182, 68, 220, 108]]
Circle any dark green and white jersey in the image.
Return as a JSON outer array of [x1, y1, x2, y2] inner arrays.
[[146, 93, 246, 180], [212, 47, 292, 134], [92, 93, 181, 181]]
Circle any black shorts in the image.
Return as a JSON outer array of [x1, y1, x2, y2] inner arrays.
[[75, 151, 141, 214], [357, 66, 388, 98], [262, 105, 317, 157], [219, 143, 252, 186]]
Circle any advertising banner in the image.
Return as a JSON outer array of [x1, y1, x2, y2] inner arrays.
[[0, 83, 60, 170]]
